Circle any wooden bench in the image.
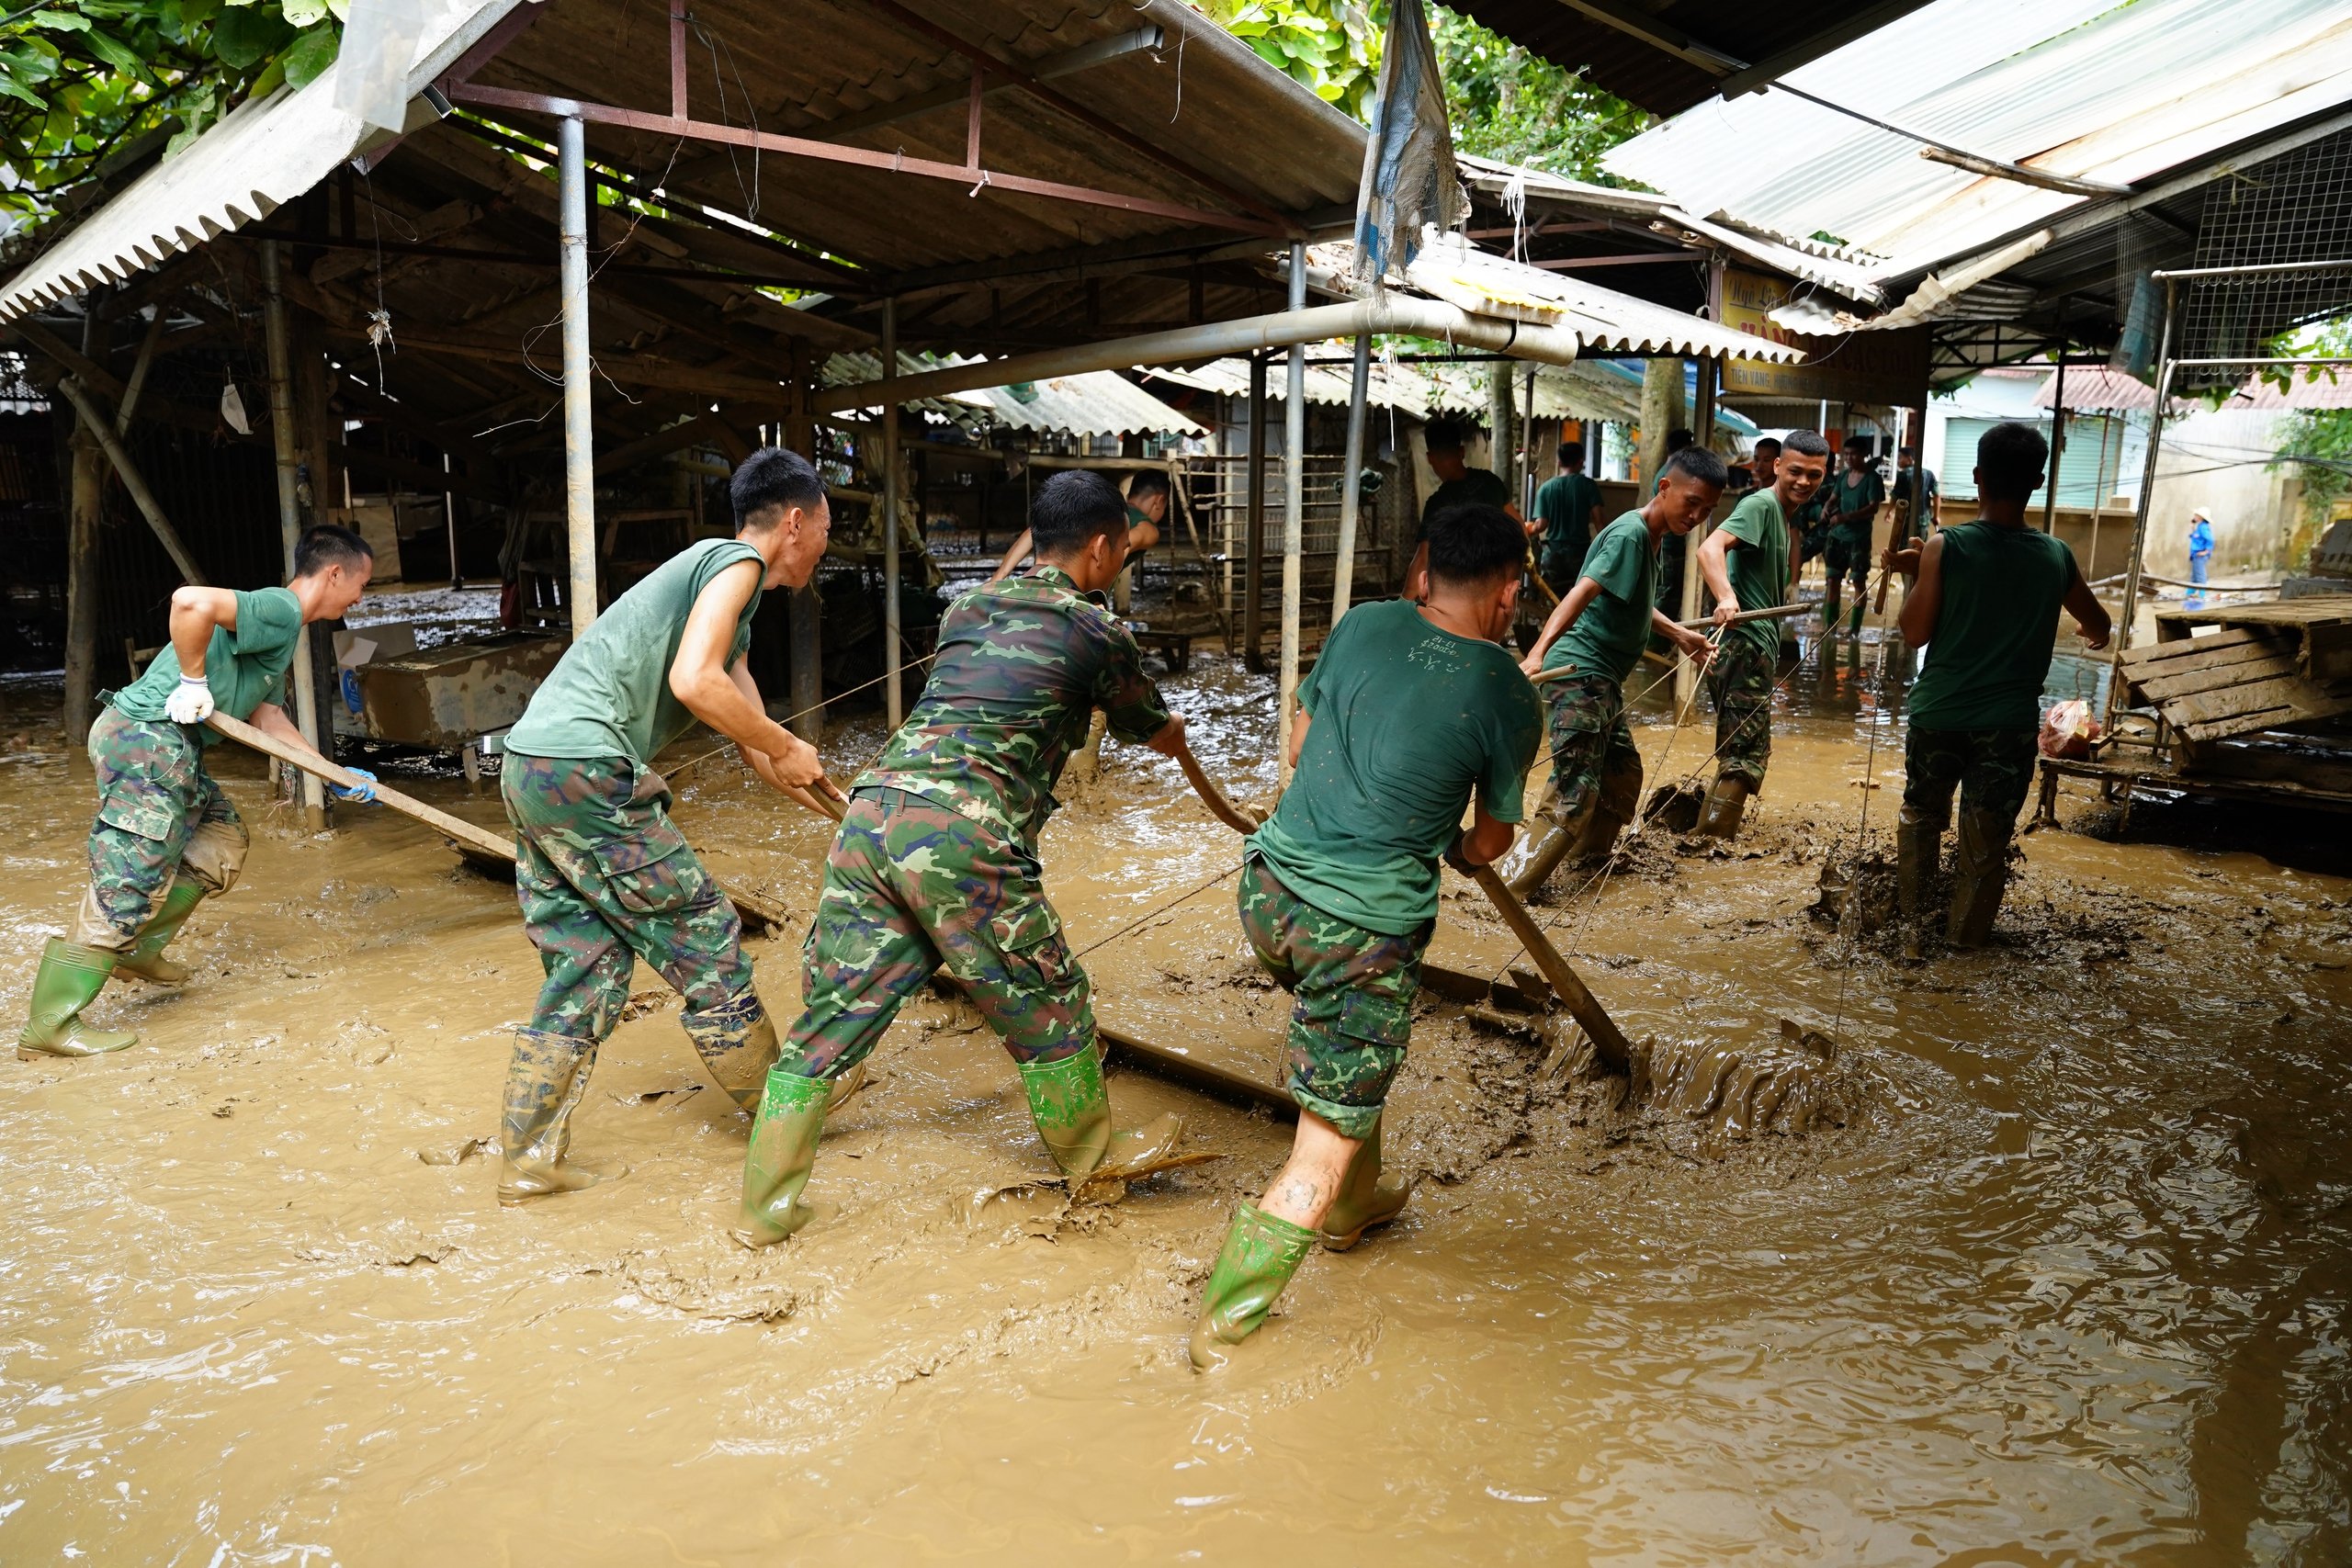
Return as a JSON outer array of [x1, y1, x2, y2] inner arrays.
[[1136, 628, 1195, 673]]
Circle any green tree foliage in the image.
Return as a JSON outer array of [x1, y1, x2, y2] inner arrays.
[[1430, 7, 1646, 180], [1202, 0, 1385, 118], [1, 0, 342, 232]]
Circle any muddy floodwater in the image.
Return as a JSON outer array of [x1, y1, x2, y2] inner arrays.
[[1, 636, 2347, 1565]]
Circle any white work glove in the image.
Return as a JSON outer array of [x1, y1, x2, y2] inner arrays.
[[164, 675, 215, 725]]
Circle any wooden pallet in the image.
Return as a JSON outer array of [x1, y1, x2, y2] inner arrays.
[[2122, 596, 2352, 744]]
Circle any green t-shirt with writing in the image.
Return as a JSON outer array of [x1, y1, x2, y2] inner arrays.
[[506, 537, 764, 766], [1718, 488, 1792, 661], [1418, 467, 1513, 541], [1543, 511, 1657, 687], [1533, 472, 1602, 575], [1908, 520, 2076, 732], [1252, 599, 1541, 935], [111, 586, 303, 749]]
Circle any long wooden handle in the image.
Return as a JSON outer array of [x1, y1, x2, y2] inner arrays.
[[204, 710, 794, 934], [1471, 864, 1633, 1074], [206, 710, 512, 859], [1177, 749, 1264, 835]]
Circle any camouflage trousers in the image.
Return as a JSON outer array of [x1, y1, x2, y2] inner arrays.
[[1237, 854, 1430, 1140], [74, 705, 249, 951], [1539, 671, 1641, 826], [1709, 634, 1777, 790], [1822, 523, 1872, 588], [502, 752, 752, 1045], [784, 786, 1092, 1078], [1902, 726, 2039, 831]]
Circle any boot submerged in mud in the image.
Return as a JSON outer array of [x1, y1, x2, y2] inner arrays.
[[1016, 1044, 1183, 1181], [1501, 816, 1580, 897], [496, 1026, 627, 1204], [1946, 807, 2012, 949], [18, 939, 138, 1059], [1317, 1119, 1411, 1251], [732, 1065, 836, 1247], [1189, 1201, 1318, 1371], [1694, 774, 1752, 839], [1895, 813, 1940, 960], [683, 988, 783, 1113], [114, 877, 205, 987]]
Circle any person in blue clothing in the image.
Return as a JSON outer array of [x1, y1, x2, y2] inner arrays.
[[2187, 509, 2216, 607]]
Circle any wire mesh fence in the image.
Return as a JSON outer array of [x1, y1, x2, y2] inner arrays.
[[2175, 128, 2352, 390]]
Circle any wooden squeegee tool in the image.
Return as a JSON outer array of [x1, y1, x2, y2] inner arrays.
[[203, 711, 796, 935]]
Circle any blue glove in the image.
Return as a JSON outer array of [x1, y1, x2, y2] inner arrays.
[[332, 766, 379, 805]]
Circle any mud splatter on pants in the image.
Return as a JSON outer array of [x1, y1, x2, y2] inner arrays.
[[74, 706, 249, 951]]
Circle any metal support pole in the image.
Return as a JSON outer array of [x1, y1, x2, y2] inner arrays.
[[444, 452, 461, 588], [1678, 352, 1716, 709], [557, 115, 598, 637], [262, 241, 329, 829], [784, 350, 824, 742], [1277, 241, 1307, 784], [881, 297, 903, 729], [2106, 280, 2178, 730], [2042, 355, 2067, 533], [62, 297, 105, 745], [1331, 331, 1372, 626], [1244, 350, 1268, 671]]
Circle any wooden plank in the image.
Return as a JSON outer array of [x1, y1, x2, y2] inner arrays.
[[2123, 641, 2287, 690], [2132, 649, 2301, 703], [2305, 621, 2352, 683], [2174, 676, 2349, 728], [2121, 626, 2266, 666]]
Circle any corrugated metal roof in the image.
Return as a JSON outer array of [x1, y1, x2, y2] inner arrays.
[[1603, 0, 2352, 281], [1138, 351, 1759, 431], [946, 369, 1203, 435], [0, 0, 522, 319], [2030, 366, 2157, 412]]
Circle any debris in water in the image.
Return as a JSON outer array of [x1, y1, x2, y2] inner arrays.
[[418, 1135, 494, 1166], [1633, 1020, 1852, 1148]]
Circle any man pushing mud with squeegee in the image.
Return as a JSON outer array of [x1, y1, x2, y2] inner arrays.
[[734, 469, 1203, 1247], [19, 525, 379, 1060], [492, 447, 841, 1204], [1190, 502, 1543, 1371], [1500, 445, 1728, 894]]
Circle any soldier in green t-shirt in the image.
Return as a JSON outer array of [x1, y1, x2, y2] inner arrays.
[[736, 470, 1201, 1248], [1819, 443, 1886, 639], [1503, 446, 1727, 893], [1883, 422, 2110, 952], [1692, 431, 1830, 839], [1529, 439, 1605, 596], [493, 448, 842, 1205], [1191, 503, 1541, 1371], [1408, 418, 1519, 600], [19, 527, 378, 1060]]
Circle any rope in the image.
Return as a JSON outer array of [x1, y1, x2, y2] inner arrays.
[[1830, 570, 1895, 1041], [1070, 863, 1242, 961], [666, 649, 941, 784]]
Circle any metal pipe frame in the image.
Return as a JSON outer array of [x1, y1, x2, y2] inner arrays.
[[1330, 331, 1372, 625], [1277, 241, 1307, 784], [2104, 276, 2177, 735], [881, 297, 903, 731], [558, 115, 599, 637]]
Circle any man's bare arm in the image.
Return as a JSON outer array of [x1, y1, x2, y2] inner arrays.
[[726, 660, 846, 809], [670, 560, 829, 789], [166, 586, 241, 679], [2061, 556, 2113, 649], [1520, 577, 1602, 675], [1896, 533, 1945, 647], [989, 528, 1034, 584]]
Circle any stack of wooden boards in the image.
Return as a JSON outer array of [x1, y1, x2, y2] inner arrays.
[[2120, 596, 2352, 748]]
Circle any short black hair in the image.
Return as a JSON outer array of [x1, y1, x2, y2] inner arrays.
[[1976, 422, 2048, 502], [731, 446, 826, 526], [1126, 468, 1170, 499], [1782, 429, 1832, 460], [1424, 418, 1470, 454], [1898, 446, 1919, 458], [1425, 502, 1524, 589], [1663, 445, 1729, 489], [293, 525, 372, 578], [1666, 428, 1695, 454], [1031, 469, 1128, 555], [1557, 440, 1584, 467], [1752, 437, 1781, 457]]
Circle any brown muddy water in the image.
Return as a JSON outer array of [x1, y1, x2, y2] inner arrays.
[[1, 638, 2347, 1566]]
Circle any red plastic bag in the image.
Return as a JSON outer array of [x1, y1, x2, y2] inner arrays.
[[2039, 699, 2102, 760]]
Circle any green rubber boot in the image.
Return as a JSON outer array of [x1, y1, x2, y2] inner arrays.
[[1188, 1201, 1318, 1371], [17, 939, 138, 1059], [1947, 808, 2012, 949], [1016, 1044, 1184, 1181], [732, 1066, 833, 1247], [1694, 773, 1752, 839], [1847, 597, 1866, 639], [114, 877, 206, 986], [1318, 1118, 1412, 1251]]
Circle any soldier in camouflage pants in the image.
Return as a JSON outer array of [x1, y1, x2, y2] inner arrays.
[[1709, 633, 1776, 790], [786, 787, 1091, 1076], [1236, 855, 1429, 1140], [1536, 671, 1644, 863], [500, 753, 770, 1200], [78, 707, 251, 953]]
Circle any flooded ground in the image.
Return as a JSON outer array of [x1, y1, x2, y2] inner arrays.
[[1, 624, 2347, 1565]]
